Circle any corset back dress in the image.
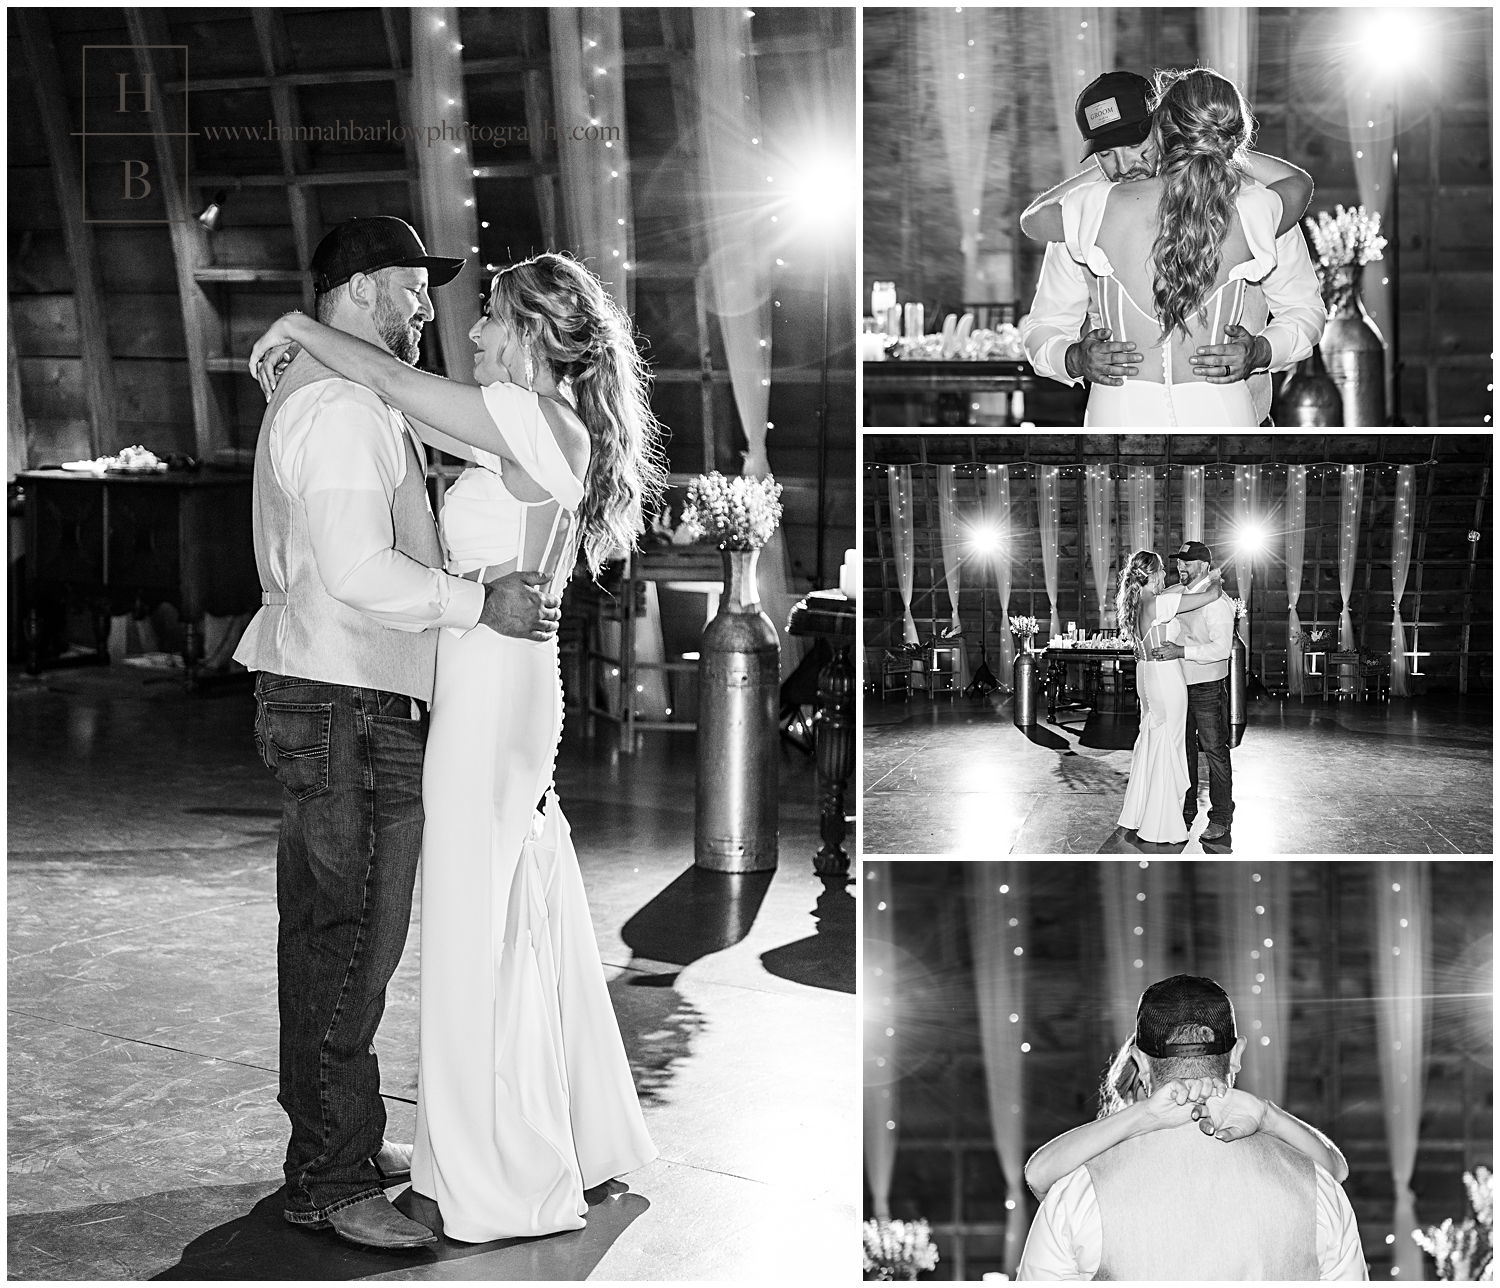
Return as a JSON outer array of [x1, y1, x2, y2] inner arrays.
[[1116, 591, 1191, 844], [411, 381, 656, 1242]]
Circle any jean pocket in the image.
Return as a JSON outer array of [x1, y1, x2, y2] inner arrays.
[[260, 701, 334, 801]]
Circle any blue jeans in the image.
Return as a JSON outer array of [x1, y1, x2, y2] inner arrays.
[[253, 672, 427, 1222], [1183, 678, 1234, 828]]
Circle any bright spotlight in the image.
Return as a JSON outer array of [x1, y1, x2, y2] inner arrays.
[[783, 149, 855, 234], [970, 526, 1002, 553], [1352, 9, 1429, 75], [1237, 523, 1268, 555]]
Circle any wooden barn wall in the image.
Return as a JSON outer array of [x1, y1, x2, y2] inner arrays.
[[7, 6, 855, 591], [867, 861, 1493, 1282], [863, 435, 1493, 693], [863, 7, 1493, 426]]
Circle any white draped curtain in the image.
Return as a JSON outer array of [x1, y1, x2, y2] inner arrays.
[[1199, 8, 1259, 101], [967, 864, 1030, 1275], [983, 466, 1016, 687], [888, 467, 919, 645], [936, 466, 971, 687], [1390, 465, 1416, 696], [1210, 863, 1290, 1105], [1037, 468, 1063, 638], [1046, 10, 1118, 184], [1182, 466, 1205, 542], [864, 861, 899, 1221], [410, 10, 483, 383], [1285, 466, 1308, 696], [1100, 861, 1174, 1050], [1373, 862, 1431, 1281], [1232, 465, 1259, 646], [1344, 31, 1402, 415], [1125, 466, 1155, 561], [1083, 465, 1114, 630], [1338, 465, 1366, 650], [693, 9, 799, 675], [919, 9, 1001, 300]]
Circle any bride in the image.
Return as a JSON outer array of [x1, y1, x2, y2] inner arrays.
[[249, 253, 665, 1241], [1115, 551, 1222, 845], [1026, 69, 1317, 427]]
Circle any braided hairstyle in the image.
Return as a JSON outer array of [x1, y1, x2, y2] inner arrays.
[[1115, 549, 1166, 646], [488, 253, 668, 577], [1147, 67, 1253, 342]]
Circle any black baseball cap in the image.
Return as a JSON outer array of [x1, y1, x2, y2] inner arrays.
[[1135, 975, 1238, 1058], [1175, 541, 1213, 564], [310, 216, 465, 293], [1076, 70, 1153, 162]]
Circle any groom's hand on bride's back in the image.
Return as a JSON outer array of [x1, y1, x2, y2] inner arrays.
[[1066, 327, 1144, 386], [478, 571, 561, 642]]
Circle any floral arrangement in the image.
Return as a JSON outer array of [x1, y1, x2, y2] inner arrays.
[[1291, 626, 1330, 650], [1008, 615, 1040, 639], [1230, 596, 1248, 621], [1304, 205, 1388, 314], [899, 325, 1026, 362], [680, 472, 783, 551], [1412, 1167, 1492, 1280], [863, 1218, 940, 1281]]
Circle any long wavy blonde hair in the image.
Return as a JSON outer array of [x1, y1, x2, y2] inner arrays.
[[489, 253, 668, 577], [1115, 549, 1165, 646], [1147, 68, 1253, 342]]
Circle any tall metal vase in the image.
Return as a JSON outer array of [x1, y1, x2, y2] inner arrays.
[[694, 548, 780, 872], [1320, 265, 1387, 427], [1275, 347, 1344, 426]]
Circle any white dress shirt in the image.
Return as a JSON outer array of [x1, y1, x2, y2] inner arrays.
[[269, 378, 484, 633], [1017, 1161, 1368, 1281], [1019, 172, 1326, 423]]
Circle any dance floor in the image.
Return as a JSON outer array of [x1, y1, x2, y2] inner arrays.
[[863, 691, 1493, 855], [8, 665, 856, 1281]]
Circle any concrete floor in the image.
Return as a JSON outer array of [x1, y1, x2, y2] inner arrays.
[[8, 664, 857, 1281], [863, 690, 1493, 855]]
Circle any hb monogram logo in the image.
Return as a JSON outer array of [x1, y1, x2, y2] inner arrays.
[[80, 46, 192, 224]]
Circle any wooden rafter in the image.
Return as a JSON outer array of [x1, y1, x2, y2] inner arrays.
[[16, 9, 119, 458], [251, 9, 320, 313], [380, 9, 426, 234], [518, 9, 561, 249], [123, 8, 227, 463]]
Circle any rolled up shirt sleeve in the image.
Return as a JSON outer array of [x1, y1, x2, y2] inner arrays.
[[287, 382, 484, 632], [1256, 224, 1326, 372], [1315, 1165, 1369, 1279], [1021, 243, 1095, 387], [1017, 1167, 1101, 1280]]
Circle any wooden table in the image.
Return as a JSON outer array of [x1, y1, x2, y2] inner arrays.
[[1036, 644, 1139, 723], [18, 468, 258, 687], [862, 359, 1037, 426], [787, 591, 854, 880]]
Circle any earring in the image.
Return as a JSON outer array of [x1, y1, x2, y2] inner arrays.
[[523, 352, 535, 390]]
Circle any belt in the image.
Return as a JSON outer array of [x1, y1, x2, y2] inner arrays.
[[262, 591, 287, 605]]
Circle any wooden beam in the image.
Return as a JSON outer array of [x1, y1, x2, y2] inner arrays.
[[16, 9, 118, 458], [190, 168, 422, 189], [251, 9, 319, 312], [1459, 465, 1488, 694], [381, 9, 427, 235], [518, 9, 561, 249], [123, 9, 227, 463], [8, 304, 30, 480]]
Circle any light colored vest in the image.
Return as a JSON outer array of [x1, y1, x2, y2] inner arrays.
[[233, 351, 444, 701], [1086, 1124, 1318, 1281], [1178, 573, 1234, 686]]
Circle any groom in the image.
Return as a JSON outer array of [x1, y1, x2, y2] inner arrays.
[[1151, 541, 1235, 842], [1019, 70, 1325, 425], [234, 217, 561, 1248]]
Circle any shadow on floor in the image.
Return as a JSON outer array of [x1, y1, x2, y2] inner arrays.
[[759, 877, 855, 994], [1021, 724, 1070, 751], [620, 865, 773, 975], [1097, 826, 1187, 855], [145, 1179, 644, 1281]]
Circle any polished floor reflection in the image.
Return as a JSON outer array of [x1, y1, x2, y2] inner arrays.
[[8, 665, 856, 1281], [863, 692, 1492, 855]]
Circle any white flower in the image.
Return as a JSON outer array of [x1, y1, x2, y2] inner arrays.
[[680, 471, 783, 550]]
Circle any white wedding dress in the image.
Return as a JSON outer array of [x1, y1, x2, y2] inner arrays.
[[1061, 179, 1284, 427], [411, 382, 657, 1243], [1117, 591, 1191, 844]]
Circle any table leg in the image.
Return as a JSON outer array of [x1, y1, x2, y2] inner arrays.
[[23, 604, 42, 675], [182, 618, 201, 690], [813, 644, 854, 879], [91, 600, 111, 665]]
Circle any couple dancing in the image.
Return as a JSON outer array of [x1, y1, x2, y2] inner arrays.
[[234, 216, 665, 1249], [1020, 66, 1327, 427], [1017, 974, 1365, 1279], [1116, 542, 1235, 847]]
